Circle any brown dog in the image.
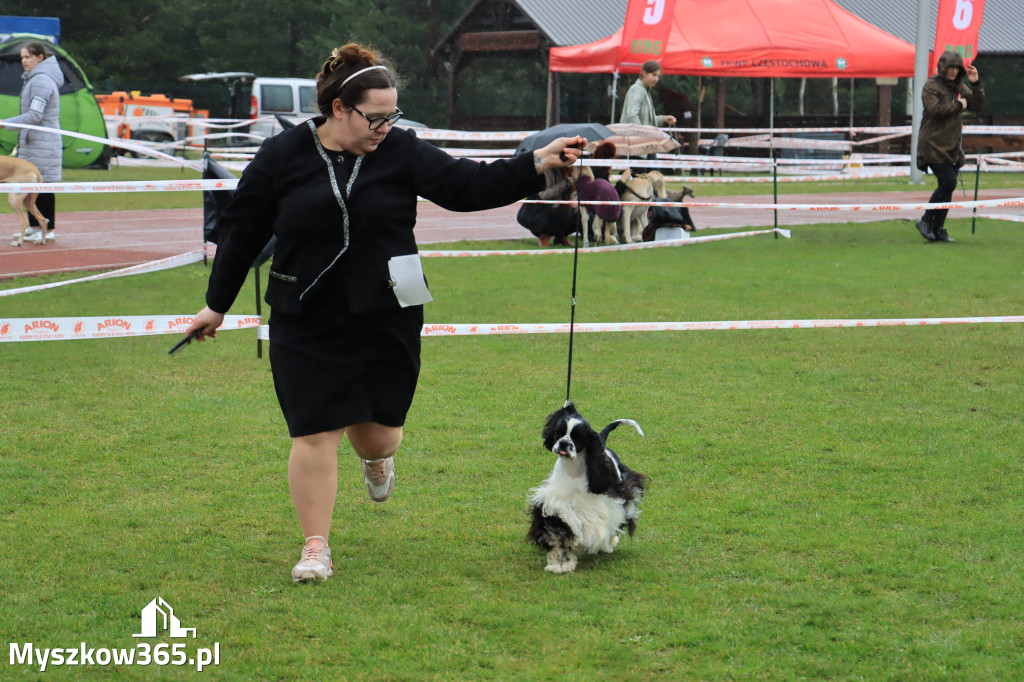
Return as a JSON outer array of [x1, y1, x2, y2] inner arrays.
[[3, 156, 49, 247], [616, 170, 666, 243]]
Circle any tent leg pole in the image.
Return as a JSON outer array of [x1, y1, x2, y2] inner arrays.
[[909, 0, 930, 184], [972, 156, 981, 235], [696, 75, 703, 158], [610, 71, 619, 123], [546, 72, 554, 128], [771, 79, 778, 237], [254, 264, 263, 359], [201, 150, 209, 267], [849, 78, 855, 129]]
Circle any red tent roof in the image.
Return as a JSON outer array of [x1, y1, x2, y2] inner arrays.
[[549, 0, 916, 78]]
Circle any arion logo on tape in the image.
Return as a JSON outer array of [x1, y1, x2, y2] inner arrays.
[[24, 320, 59, 333], [167, 317, 195, 329], [96, 318, 131, 332]]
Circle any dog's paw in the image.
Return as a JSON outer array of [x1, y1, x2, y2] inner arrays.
[[545, 560, 577, 574], [599, 535, 620, 554]]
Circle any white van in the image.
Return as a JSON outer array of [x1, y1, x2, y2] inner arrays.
[[249, 77, 319, 138], [179, 72, 318, 140]]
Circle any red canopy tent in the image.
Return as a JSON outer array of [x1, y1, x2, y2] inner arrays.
[[548, 0, 921, 227], [549, 0, 916, 78]]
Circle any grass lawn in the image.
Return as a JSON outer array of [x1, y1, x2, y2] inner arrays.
[[1, 216, 1022, 679]]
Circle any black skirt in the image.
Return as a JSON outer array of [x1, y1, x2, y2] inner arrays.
[[269, 302, 424, 438]]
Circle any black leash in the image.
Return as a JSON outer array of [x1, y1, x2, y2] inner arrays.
[[564, 149, 585, 403]]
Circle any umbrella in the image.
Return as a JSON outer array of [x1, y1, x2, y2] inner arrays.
[[515, 122, 615, 156], [587, 123, 680, 158]]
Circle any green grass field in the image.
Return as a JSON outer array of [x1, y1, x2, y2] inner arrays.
[[1, 212, 1022, 679]]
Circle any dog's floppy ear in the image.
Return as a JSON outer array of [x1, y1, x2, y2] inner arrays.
[[542, 404, 569, 452], [584, 428, 621, 494], [541, 412, 559, 452]]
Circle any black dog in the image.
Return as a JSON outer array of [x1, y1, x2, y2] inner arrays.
[[645, 197, 696, 240], [527, 401, 648, 573]]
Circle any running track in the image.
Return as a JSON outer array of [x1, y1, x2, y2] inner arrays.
[[1, 189, 1020, 280]]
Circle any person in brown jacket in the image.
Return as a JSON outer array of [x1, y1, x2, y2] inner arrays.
[[915, 51, 984, 242]]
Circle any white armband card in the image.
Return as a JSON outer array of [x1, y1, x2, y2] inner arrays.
[[387, 254, 433, 307]]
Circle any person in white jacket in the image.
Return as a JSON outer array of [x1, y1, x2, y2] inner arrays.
[[620, 60, 676, 128], [619, 60, 676, 173], [2, 41, 64, 243]]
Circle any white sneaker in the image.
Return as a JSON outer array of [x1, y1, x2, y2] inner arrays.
[[12, 227, 42, 242], [44, 230, 55, 241], [291, 535, 332, 582], [362, 457, 395, 502]]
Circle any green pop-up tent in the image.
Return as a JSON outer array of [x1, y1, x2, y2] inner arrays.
[[0, 33, 108, 168]]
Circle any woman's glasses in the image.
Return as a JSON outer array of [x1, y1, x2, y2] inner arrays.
[[351, 105, 403, 130]]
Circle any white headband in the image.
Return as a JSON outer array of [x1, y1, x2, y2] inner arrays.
[[341, 65, 388, 89]]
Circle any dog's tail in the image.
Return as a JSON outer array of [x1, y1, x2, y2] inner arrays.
[[600, 419, 644, 444]]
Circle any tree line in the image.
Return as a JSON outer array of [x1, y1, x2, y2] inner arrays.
[[8, 2, 1019, 128], [6, 0, 474, 124]]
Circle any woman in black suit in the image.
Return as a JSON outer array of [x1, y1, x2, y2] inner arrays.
[[186, 43, 584, 581]]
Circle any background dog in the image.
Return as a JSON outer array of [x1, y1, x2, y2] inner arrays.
[[527, 401, 648, 573], [2, 156, 49, 247], [574, 166, 622, 245], [644, 186, 697, 240], [616, 170, 666, 243]]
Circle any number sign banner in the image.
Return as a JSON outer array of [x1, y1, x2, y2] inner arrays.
[[933, 0, 985, 71], [618, 0, 678, 69]]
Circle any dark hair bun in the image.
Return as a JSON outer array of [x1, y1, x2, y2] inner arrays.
[[318, 43, 379, 87], [314, 42, 398, 116]]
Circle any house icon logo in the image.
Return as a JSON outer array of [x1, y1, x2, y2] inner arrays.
[[133, 597, 197, 638]]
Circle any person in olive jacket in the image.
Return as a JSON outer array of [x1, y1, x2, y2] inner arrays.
[[185, 43, 585, 583], [915, 50, 984, 243]]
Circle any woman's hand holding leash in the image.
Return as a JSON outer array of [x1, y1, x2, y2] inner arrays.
[[171, 307, 223, 354], [533, 136, 587, 175], [185, 306, 225, 342]]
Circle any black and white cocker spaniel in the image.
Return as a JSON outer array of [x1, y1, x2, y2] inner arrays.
[[527, 401, 648, 573]]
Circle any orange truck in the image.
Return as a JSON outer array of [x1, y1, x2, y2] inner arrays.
[[96, 92, 209, 153]]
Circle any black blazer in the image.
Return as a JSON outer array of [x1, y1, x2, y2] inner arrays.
[[206, 120, 544, 316]]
